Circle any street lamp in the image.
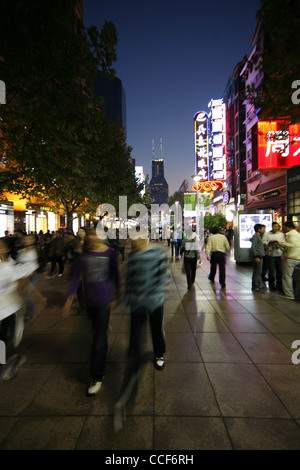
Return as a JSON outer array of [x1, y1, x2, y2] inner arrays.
[[193, 175, 200, 239]]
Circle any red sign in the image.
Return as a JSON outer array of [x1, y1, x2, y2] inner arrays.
[[192, 181, 224, 192], [254, 121, 300, 170]]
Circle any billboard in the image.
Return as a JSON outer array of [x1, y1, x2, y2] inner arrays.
[[253, 121, 300, 170], [194, 111, 209, 181], [239, 213, 272, 249]]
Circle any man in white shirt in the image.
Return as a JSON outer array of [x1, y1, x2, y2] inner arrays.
[[277, 221, 300, 300], [206, 227, 230, 289], [263, 222, 286, 292]]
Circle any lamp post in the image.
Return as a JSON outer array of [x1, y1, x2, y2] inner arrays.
[[193, 175, 201, 239]]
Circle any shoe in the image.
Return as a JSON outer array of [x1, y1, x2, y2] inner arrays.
[[221, 285, 226, 289], [208, 276, 214, 283], [0, 354, 26, 381], [86, 380, 102, 396], [58, 274, 63, 278], [154, 357, 165, 370], [279, 294, 295, 300]]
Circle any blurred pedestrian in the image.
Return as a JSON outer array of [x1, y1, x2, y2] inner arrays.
[[206, 227, 230, 289], [17, 234, 46, 321], [0, 240, 34, 381], [113, 237, 170, 432], [47, 230, 66, 278], [63, 228, 120, 397], [70, 227, 88, 314]]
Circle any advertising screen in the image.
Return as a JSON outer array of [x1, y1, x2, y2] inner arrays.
[[239, 213, 272, 249]]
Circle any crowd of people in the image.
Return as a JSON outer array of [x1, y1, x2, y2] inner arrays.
[[0, 219, 299, 432]]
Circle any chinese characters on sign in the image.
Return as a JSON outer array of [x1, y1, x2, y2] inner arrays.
[[256, 121, 300, 170], [194, 111, 209, 181]]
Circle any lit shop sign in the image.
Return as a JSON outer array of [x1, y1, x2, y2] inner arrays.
[[194, 111, 209, 181], [208, 99, 226, 181], [253, 121, 300, 170], [192, 181, 224, 192]]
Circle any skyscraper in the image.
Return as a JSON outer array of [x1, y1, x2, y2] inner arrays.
[[149, 139, 169, 205]]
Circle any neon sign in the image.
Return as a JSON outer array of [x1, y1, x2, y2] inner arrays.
[[253, 121, 300, 170], [192, 181, 224, 192], [194, 111, 209, 181]]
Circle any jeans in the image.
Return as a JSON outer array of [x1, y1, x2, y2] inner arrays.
[[267, 256, 283, 290], [282, 258, 299, 298], [209, 251, 226, 287], [184, 256, 197, 289], [87, 304, 111, 381], [252, 258, 263, 289]]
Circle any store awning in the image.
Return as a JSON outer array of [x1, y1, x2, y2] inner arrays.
[[245, 194, 286, 210], [250, 174, 286, 196]]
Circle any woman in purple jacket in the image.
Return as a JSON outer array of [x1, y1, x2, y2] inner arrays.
[[63, 229, 120, 397]]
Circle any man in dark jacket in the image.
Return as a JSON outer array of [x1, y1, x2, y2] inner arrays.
[[251, 224, 266, 291]]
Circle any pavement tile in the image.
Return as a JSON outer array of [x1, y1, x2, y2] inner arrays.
[[224, 417, 300, 450]]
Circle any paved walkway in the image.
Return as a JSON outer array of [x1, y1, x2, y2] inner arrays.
[[0, 244, 300, 450]]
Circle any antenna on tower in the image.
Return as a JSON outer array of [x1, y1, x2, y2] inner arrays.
[[152, 139, 155, 159], [160, 138, 163, 159]]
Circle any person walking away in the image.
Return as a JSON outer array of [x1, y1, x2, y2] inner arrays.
[[63, 229, 120, 397], [113, 237, 170, 432], [48, 230, 66, 278], [277, 221, 300, 300], [206, 227, 230, 289], [251, 224, 266, 291], [0, 240, 37, 381], [263, 222, 285, 292], [181, 226, 201, 290]]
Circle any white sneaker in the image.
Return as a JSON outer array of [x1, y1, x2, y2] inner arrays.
[[58, 274, 63, 278], [87, 380, 102, 396], [154, 357, 165, 370]]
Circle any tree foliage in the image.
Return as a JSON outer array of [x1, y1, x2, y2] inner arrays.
[[248, 0, 300, 124], [0, 0, 142, 228], [204, 214, 227, 231]]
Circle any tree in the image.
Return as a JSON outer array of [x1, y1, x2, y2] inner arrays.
[[204, 214, 227, 231], [0, 0, 142, 228], [168, 191, 184, 208], [247, 0, 300, 124]]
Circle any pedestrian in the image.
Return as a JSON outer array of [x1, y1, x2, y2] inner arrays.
[[113, 236, 170, 432], [47, 230, 66, 278], [206, 227, 230, 289], [0, 240, 34, 381], [17, 234, 46, 321], [181, 226, 201, 290], [250, 224, 266, 291], [70, 227, 88, 314], [260, 224, 268, 284], [277, 221, 300, 300], [62, 228, 120, 397], [263, 222, 285, 292]]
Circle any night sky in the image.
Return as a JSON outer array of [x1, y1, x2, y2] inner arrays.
[[83, 0, 261, 195]]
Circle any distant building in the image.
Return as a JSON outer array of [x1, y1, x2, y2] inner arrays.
[[149, 139, 169, 205]]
